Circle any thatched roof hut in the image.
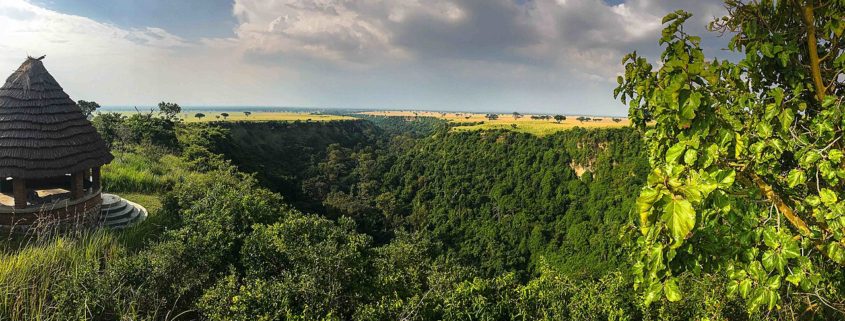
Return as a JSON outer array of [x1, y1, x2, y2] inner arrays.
[[0, 57, 112, 178], [0, 57, 112, 210]]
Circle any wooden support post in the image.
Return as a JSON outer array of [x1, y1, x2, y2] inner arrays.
[[92, 167, 101, 192], [71, 171, 84, 199], [13, 178, 26, 209]]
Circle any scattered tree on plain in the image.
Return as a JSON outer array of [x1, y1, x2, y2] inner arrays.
[[158, 102, 181, 121], [77, 100, 100, 117]]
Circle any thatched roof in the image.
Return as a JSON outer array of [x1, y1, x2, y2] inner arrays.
[[0, 57, 113, 179]]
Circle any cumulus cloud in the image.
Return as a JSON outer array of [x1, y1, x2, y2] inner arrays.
[[230, 0, 727, 82], [0, 0, 290, 106], [0, 0, 730, 115]]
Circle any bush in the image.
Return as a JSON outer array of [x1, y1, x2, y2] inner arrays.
[[202, 215, 372, 319]]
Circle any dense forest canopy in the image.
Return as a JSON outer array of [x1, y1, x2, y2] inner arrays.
[[204, 122, 647, 277]]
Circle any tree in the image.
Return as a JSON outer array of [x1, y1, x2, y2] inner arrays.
[[612, 118, 622, 123], [244, 111, 252, 117], [554, 115, 566, 123], [486, 114, 499, 121], [158, 102, 181, 120], [91, 112, 125, 147], [195, 113, 206, 120], [616, 3, 845, 313], [77, 100, 100, 117], [221, 113, 230, 120], [512, 112, 522, 120]]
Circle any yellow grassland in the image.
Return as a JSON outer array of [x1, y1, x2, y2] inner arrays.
[[359, 111, 630, 136], [182, 112, 354, 123], [111, 111, 354, 123]]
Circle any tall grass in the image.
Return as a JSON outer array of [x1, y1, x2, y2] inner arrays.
[[103, 150, 186, 193], [0, 232, 122, 320]]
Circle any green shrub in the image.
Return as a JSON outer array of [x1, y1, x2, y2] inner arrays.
[[200, 215, 372, 319]]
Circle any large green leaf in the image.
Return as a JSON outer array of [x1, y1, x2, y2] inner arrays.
[[644, 281, 663, 306], [664, 278, 683, 302], [665, 143, 686, 164], [779, 108, 794, 132], [820, 188, 837, 206], [787, 169, 806, 188], [637, 187, 662, 234], [662, 197, 696, 248]]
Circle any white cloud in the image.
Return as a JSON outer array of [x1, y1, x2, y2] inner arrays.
[[0, 0, 293, 106], [0, 0, 729, 115], [228, 0, 726, 82]]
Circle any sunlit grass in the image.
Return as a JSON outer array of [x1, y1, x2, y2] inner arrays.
[[179, 112, 355, 123], [0, 232, 122, 320], [102, 151, 187, 193], [113, 193, 168, 251], [118, 193, 161, 214]]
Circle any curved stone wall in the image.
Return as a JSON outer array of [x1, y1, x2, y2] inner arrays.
[[0, 189, 102, 232]]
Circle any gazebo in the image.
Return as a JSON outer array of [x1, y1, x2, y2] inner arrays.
[[0, 56, 113, 230]]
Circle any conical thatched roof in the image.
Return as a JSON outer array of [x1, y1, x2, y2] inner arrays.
[[0, 57, 113, 179]]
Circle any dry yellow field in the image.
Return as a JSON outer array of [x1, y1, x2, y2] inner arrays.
[[359, 111, 629, 136], [179, 112, 355, 123]]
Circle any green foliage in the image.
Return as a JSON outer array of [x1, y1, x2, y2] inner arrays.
[[157, 101, 182, 121], [382, 129, 647, 276], [122, 112, 180, 149], [204, 120, 381, 211], [8, 114, 839, 319], [355, 115, 447, 137], [616, 2, 845, 314], [76, 100, 100, 117], [91, 112, 126, 148], [92, 111, 180, 150], [294, 127, 648, 276], [200, 215, 372, 319]]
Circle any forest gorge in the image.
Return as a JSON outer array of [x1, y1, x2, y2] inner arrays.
[[2, 1, 845, 320]]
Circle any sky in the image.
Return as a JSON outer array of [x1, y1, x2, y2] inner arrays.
[[0, 0, 732, 116]]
